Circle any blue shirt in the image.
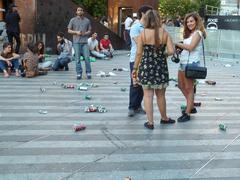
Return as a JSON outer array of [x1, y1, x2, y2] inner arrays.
[[129, 21, 144, 62]]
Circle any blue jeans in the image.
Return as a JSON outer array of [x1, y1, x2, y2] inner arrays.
[[73, 43, 91, 75], [52, 57, 70, 71], [128, 62, 143, 110], [0, 59, 19, 71]]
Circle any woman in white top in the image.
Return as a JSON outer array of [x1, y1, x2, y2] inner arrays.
[[175, 12, 206, 122]]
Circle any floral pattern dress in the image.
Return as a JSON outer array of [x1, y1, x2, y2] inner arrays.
[[138, 44, 169, 89]]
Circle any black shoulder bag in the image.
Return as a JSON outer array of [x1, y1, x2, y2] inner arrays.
[[185, 38, 207, 79]]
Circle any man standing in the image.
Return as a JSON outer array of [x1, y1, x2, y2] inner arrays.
[[68, 7, 92, 80], [128, 5, 153, 117], [124, 15, 133, 49], [52, 32, 72, 71], [5, 4, 21, 53]]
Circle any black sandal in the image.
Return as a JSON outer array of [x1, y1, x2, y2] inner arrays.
[[160, 118, 176, 124], [144, 122, 154, 129]]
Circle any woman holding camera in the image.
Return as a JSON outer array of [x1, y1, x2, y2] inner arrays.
[[132, 10, 175, 129], [175, 12, 206, 122]]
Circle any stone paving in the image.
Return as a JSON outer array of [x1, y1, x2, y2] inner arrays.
[[0, 52, 240, 180]]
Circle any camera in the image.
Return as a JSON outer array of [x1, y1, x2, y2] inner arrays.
[[171, 54, 180, 63], [171, 41, 183, 63]]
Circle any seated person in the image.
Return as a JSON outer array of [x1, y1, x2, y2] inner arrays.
[[100, 34, 114, 58], [52, 32, 72, 71], [36, 41, 52, 70], [88, 32, 107, 59], [0, 42, 20, 78], [21, 42, 39, 78]]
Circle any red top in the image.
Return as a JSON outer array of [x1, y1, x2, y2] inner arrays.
[[100, 39, 111, 49]]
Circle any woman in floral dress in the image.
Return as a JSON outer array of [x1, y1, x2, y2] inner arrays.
[[132, 10, 175, 129]]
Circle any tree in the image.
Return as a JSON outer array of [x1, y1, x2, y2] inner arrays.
[[159, 0, 220, 18], [73, 0, 107, 19]]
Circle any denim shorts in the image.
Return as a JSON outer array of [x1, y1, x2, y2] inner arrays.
[[179, 62, 200, 71]]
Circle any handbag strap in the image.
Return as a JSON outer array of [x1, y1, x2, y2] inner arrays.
[[187, 32, 206, 67]]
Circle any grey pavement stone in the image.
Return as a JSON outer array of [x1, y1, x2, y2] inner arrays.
[[0, 52, 240, 179]]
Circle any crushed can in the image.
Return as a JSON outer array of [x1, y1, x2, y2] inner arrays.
[[78, 86, 88, 91], [219, 123, 227, 131], [40, 87, 46, 93], [73, 124, 86, 132], [85, 105, 97, 112], [121, 88, 127, 92], [97, 106, 107, 113], [38, 110, 48, 114], [181, 104, 187, 111], [85, 95, 92, 100], [125, 177, 131, 180], [66, 84, 75, 88]]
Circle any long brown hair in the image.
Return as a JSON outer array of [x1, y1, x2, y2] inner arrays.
[[183, 12, 206, 39], [36, 41, 45, 55], [144, 10, 162, 48]]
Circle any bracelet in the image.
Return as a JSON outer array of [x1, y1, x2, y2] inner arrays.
[[133, 67, 138, 70]]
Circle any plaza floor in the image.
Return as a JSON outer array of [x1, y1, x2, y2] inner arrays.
[[0, 52, 240, 180]]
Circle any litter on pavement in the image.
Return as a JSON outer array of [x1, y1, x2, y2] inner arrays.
[[73, 124, 86, 132], [85, 105, 107, 113], [38, 110, 48, 114], [215, 97, 223, 101], [40, 87, 46, 93], [205, 80, 216, 85], [219, 123, 227, 131]]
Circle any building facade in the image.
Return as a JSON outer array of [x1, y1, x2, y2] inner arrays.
[[108, 0, 158, 36]]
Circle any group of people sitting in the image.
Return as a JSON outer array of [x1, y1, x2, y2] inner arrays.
[[0, 32, 72, 78], [88, 32, 114, 60], [0, 31, 114, 78]]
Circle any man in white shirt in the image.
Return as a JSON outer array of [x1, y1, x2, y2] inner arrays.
[[124, 15, 133, 48], [88, 32, 107, 59]]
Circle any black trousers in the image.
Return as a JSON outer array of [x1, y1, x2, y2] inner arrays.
[[128, 62, 144, 110], [7, 31, 21, 53]]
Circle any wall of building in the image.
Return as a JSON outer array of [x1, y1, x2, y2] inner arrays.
[[15, 0, 36, 52], [108, 0, 158, 33], [35, 0, 126, 53]]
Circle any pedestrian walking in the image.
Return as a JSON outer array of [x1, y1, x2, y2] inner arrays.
[[5, 3, 21, 53], [127, 5, 153, 117], [132, 10, 175, 129], [175, 12, 207, 122], [68, 7, 92, 80]]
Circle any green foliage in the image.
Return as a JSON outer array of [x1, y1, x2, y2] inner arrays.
[[73, 0, 107, 18], [159, 0, 220, 18]]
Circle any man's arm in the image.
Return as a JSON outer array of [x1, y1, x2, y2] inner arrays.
[[67, 19, 81, 35], [68, 28, 81, 36]]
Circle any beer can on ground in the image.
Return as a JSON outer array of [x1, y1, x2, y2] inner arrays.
[[219, 123, 227, 131], [73, 124, 86, 132]]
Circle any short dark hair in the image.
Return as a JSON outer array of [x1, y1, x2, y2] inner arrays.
[[137, 5, 153, 19], [3, 42, 12, 50], [57, 32, 65, 38]]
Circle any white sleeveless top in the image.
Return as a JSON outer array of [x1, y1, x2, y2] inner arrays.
[[180, 30, 203, 64]]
